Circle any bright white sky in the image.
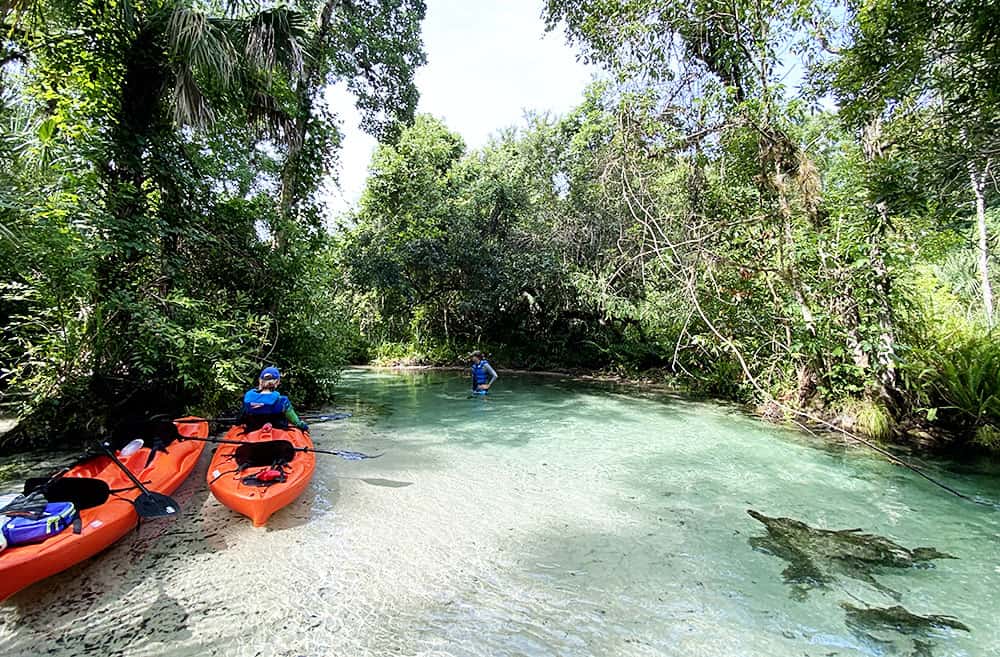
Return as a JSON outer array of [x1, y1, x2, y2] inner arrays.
[[322, 0, 597, 216]]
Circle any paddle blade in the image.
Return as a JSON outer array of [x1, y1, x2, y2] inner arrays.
[[23, 478, 50, 495], [314, 413, 352, 421], [132, 492, 180, 518], [333, 450, 382, 461], [298, 412, 351, 422]]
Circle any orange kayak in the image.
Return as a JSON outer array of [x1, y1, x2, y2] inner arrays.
[[207, 423, 316, 527], [0, 417, 207, 601]]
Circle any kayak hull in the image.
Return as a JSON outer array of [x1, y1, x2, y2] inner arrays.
[[207, 424, 316, 527], [0, 418, 208, 601]]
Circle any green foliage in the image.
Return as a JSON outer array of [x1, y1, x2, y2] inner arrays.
[[337, 108, 663, 370], [839, 398, 893, 441], [266, 245, 357, 406], [905, 333, 1000, 435], [974, 425, 1000, 450], [1, 0, 427, 448]]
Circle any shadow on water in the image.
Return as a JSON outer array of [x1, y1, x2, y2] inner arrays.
[[354, 477, 413, 488], [8, 584, 192, 657], [429, 506, 977, 657]]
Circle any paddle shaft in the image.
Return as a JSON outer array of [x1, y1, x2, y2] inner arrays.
[[177, 435, 380, 459], [172, 414, 349, 425], [100, 443, 181, 517], [101, 443, 156, 495]]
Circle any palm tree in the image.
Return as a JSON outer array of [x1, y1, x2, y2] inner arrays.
[[103, 3, 305, 288], [1, 0, 309, 396]]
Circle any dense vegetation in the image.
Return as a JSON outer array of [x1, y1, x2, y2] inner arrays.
[[0, 0, 425, 447], [335, 0, 1000, 449], [3, 0, 999, 452]]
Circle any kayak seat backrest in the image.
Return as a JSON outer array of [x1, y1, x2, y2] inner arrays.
[[241, 414, 289, 432], [23, 477, 111, 511], [234, 440, 296, 469], [110, 418, 180, 451]]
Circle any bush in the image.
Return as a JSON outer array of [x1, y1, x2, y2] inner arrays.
[[904, 333, 1000, 438], [838, 398, 893, 440]]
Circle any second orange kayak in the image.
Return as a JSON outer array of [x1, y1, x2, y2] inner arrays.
[[207, 423, 316, 527], [0, 417, 208, 601]]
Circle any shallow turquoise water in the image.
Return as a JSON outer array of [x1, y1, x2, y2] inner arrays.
[[2, 368, 999, 656]]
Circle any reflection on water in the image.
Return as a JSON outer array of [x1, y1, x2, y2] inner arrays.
[[2, 368, 999, 657]]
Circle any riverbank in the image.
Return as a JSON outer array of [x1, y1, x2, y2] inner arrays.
[[363, 362, 977, 455]]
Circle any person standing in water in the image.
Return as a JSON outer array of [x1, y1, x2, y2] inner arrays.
[[470, 351, 498, 394], [242, 366, 309, 431]]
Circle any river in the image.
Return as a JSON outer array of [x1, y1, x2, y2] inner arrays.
[[1, 368, 998, 656]]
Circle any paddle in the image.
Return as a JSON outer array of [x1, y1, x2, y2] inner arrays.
[[170, 413, 352, 425], [99, 442, 180, 518], [176, 435, 381, 460], [299, 413, 352, 421]]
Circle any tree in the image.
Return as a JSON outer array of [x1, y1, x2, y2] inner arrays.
[[276, 0, 426, 241], [831, 0, 1000, 328], [1, 0, 427, 445]]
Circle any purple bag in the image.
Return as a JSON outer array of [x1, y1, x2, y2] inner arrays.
[[1, 501, 76, 546]]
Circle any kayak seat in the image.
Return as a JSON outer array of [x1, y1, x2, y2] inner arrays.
[[240, 414, 290, 432], [234, 440, 296, 469], [23, 477, 112, 511]]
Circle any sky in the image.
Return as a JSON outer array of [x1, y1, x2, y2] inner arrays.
[[322, 0, 597, 215]]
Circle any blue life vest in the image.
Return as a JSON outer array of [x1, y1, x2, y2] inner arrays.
[[242, 389, 290, 416], [471, 360, 491, 388]]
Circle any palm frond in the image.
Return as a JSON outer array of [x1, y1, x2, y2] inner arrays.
[[218, 0, 256, 19], [244, 6, 308, 80], [173, 65, 214, 127], [243, 77, 298, 146], [166, 5, 238, 87]]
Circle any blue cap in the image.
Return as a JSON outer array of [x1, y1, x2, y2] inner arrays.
[[260, 366, 281, 380]]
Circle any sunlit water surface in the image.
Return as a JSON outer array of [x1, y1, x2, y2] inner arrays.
[[2, 369, 999, 657]]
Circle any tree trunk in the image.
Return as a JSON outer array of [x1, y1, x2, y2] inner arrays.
[[861, 118, 901, 408], [868, 202, 898, 404], [970, 160, 993, 328]]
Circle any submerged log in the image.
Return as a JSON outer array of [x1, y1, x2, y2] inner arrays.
[[746, 509, 955, 598], [841, 602, 970, 634]]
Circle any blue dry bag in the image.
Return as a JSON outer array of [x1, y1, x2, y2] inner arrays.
[[0, 500, 76, 547]]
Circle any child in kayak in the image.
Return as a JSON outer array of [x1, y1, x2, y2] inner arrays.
[[470, 351, 498, 394], [242, 367, 309, 431]]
